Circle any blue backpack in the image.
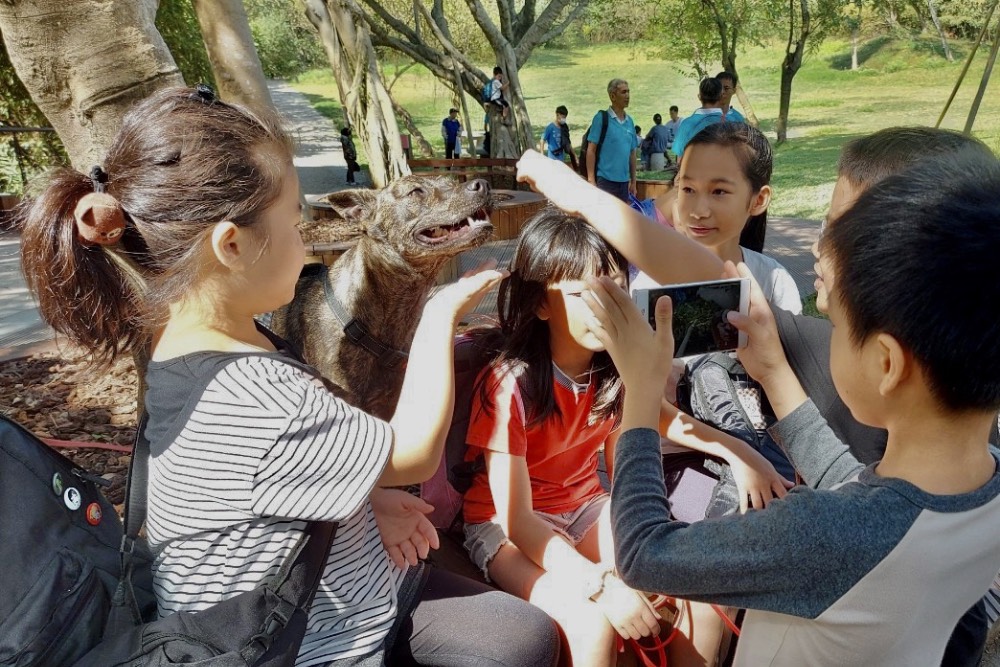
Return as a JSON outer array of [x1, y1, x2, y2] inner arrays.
[[481, 80, 493, 104]]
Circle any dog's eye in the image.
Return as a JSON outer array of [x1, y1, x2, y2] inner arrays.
[[408, 187, 426, 198]]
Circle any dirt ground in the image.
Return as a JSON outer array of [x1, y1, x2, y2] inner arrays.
[[0, 350, 137, 507]]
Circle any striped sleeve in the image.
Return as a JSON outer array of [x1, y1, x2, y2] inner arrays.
[[224, 357, 392, 523]]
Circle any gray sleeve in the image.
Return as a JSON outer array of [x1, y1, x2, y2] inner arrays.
[[611, 428, 916, 618], [769, 400, 866, 489]]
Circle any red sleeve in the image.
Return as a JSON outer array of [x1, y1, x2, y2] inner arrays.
[[465, 366, 527, 457]]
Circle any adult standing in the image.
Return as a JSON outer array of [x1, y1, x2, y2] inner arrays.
[[716, 71, 746, 123], [586, 79, 638, 202], [664, 105, 681, 163]]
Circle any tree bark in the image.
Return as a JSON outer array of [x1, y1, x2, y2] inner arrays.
[[927, 0, 954, 62], [389, 94, 435, 157], [708, 1, 760, 127], [304, 0, 409, 187], [0, 0, 183, 171], [851, 29, 859, 70], [776, 0, 811, 144], [191, 0, 275, 111], [487, 105, 518, 159]]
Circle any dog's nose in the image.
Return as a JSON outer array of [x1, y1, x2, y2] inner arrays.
[[466, 178, 490, 194]]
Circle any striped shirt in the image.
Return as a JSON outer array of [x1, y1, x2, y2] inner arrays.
[[144, 352, 398, 665]]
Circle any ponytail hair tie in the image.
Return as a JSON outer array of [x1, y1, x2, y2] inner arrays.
[[191, 83, 217, 105], [74, 165, 126, 246]]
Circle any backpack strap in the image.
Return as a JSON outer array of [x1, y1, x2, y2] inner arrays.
[[593, 110, 610, 178]]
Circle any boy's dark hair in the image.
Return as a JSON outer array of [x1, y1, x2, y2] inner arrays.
[[470, 207, 628, 427], [716, 71, 737, 86], [837, 127, 992, 190], [686, 122, 772, 253], [670, 105, 679, 113], [825, 148, 1000, 412], [18, 87, 292, 364], [449, 107, 459, 114], [653, 113, 662, 124], [341, 126, 351, 135], [635, 126, 642, 135], [698, 77, 723, 105], [556, 105, 568, 116], [493, 66, 503, 76]]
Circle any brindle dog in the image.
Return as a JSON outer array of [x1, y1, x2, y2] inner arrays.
[[272, 175, 494, 420]]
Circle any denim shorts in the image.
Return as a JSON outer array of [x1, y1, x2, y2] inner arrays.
[[463, 493, 609, 581]]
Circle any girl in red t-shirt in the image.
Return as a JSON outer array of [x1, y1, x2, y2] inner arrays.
[[461, 209, 790, 666]]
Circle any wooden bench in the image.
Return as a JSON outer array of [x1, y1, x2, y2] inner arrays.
[[407, 158, 523, 191]]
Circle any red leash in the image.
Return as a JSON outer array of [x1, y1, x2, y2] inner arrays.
[[617, 597, 740, 667]]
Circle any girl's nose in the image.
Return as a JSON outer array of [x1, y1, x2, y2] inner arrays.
[[688, 197, 710, 219]]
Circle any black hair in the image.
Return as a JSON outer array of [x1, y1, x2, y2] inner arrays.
[[653, 113, 662, 124], [716, 71, 737, 86], [556, 105, 568, 116], [685, 122, 772, 252], [341, 126, 351, 135], [449, 107, 459, 114], [469, 208, 628, 427], [635, 126, 642, 135], [669, 105, 679, 113], [824, 148, 1000, 412], [837, 127, 992, 190], [493, 66, 503, 75], [698, 78, 723, 105]]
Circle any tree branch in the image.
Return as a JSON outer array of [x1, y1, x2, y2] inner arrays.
[[415, 0, 484, 77], [356, 0, 422, 47], [515, 0, 582, 63], [462, 0, 508, 51]]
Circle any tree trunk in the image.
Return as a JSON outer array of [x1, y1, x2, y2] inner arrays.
[[496, 47, 531, 154], [191, 0, 275, 110], [487, 105, 518, 158], [851, 29, 859, 70], [719, 30, 759, 127], [927, 0, 954, 62], [0, 0, 183, 170], [776, 66, 795, 144], [304, 0, 410, 187], [389, 94, 435, 157], [776, 0, 810, 145]]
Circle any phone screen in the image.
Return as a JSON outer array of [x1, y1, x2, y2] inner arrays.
[[641, 280, 743, 357]]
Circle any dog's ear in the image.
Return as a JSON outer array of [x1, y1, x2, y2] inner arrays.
[[320, 189, 377, 225]]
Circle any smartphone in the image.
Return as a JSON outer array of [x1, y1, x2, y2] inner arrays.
[[632, 278, 750, 357]]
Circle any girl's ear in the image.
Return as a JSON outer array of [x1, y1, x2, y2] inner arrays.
[[210, 221, 244, 269], [535, 294, 551, 321], [749, 184, 772, 216]]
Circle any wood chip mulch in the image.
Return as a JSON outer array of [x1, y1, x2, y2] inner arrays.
[[0, 350, 138, 507]]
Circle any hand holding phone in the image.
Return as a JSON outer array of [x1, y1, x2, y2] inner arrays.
[[632, 278, 750, 357]]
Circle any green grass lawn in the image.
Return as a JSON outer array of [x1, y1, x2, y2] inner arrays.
[[292, 36, 1000, 220]]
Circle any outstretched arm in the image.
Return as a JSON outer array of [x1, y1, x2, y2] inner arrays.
[[517, 150, 722, 284]]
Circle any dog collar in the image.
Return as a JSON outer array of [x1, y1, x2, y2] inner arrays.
[[321, 269, 409, 369]]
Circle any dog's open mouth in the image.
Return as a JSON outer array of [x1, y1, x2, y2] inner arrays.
[[416, 207, 492, 245]]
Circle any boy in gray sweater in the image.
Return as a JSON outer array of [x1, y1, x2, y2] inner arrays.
[[582, 149, 1000, 665]]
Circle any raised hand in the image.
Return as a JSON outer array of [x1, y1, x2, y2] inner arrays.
[[425, 259, 507, 324], [516, 149, 608, 218]]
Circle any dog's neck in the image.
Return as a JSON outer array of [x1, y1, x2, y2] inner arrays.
[[332, 240, 453, 347]]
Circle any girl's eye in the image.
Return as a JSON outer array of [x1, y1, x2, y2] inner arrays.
[[680, 186, 695, 194], [712, 188, 730, 196]]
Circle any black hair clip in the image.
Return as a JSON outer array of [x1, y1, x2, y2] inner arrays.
[[89, 165, 109, 194], [191, 83, 217, 105]]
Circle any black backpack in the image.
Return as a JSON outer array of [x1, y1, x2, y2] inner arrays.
[[0, 414, 155, 667], [579, 110, 609, 180], [673, 353, 796, 518]]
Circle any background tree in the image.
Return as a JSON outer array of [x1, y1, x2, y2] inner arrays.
[[354, 0, 591, 153], [191, 0, 275, 110], [302, 0, 409, 186], [776, 0, 840, 143], [653, 0, 781, 126], [0, 0, 183, 171], [245, 0, 328, 78]]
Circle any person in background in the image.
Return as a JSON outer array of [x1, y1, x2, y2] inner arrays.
[[442, 108, 463, 160], [586, 79, 638, 202], [671, 78, 724, 160], [541, 105, 570, 162], [644, 114, 672, 171], [341, 126, 360, 185], [716, 71, 746, 123], [664, 106, 681, 164]]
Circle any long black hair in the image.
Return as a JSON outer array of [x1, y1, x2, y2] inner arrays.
[[469, 207, 628, 428]]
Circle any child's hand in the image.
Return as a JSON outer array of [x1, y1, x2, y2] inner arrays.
[[728, 448, 795, 513], [724, 262, 791, 387], [425, 259, 507, 324], [516, 150, 601, 217], [370, 488, 441, 568], [593, 574, 662, 640], [582, 275, 674, 400]]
